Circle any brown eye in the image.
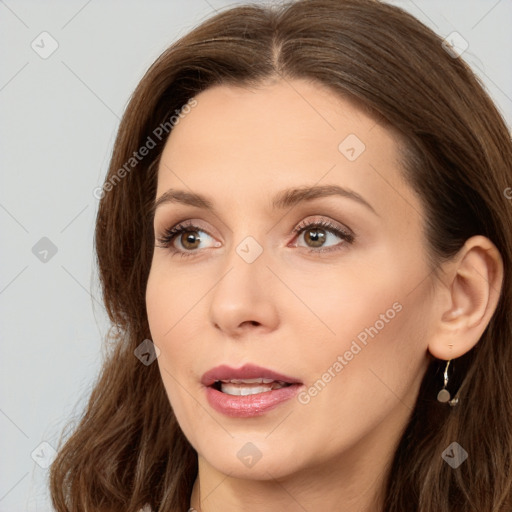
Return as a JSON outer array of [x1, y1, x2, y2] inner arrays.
[[303, 228, 327, 248], [180, 231, 202, 250], [293, 219, 354, 251], [156, 222, 220, 257]]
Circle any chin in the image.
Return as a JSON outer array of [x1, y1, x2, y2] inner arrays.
[[193, 434, 308, 480]]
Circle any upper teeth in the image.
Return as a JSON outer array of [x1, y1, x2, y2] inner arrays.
[[217, 379, 289, 396], [220, 378, 276, 384]]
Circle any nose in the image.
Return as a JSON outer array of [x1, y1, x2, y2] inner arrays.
[[208, 240, 280, 338]]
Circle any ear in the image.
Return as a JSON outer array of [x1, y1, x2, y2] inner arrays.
[[428, 235, 504, 360]]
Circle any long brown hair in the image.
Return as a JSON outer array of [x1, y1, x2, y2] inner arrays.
[[50, 1, 512, 510]]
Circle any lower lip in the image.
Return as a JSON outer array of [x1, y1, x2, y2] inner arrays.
[[205, 384, 301, 417]]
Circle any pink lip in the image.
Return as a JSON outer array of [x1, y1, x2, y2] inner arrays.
[[201, 364, 303, 418], [201, 363, 301, 387]]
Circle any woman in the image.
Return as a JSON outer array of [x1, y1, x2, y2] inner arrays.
[[50, 0, 512, 511]]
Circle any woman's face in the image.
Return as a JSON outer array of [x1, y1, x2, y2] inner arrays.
[[146, 79, 437, 480]]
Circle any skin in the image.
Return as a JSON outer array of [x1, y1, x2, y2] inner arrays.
[[145, 78, 503, 512]]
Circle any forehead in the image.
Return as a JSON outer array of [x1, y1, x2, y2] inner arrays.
[[160, 79, 386, 167], [156, 79, 418, 222]]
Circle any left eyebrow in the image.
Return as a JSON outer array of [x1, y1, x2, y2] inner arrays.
[[271, 184, 378, 216], [152, 184, 378, 217]]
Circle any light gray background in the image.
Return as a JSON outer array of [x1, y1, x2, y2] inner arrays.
[[1, 1, 511, 510]]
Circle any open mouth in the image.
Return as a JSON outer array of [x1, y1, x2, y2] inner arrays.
[[212, 378, 293, 396], [203, 366, 301, 417]]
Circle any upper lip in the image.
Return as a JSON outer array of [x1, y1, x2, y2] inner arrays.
[[201, 364, 302, 387]]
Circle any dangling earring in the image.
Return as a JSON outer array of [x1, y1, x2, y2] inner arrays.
[[437, 359, 459, 407]]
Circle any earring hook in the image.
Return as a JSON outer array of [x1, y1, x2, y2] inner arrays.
[[437, 359, 459, 406]]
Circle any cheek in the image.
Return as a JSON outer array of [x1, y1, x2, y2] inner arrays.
[[146, 264, 193, 388], [146, 269, 197, 429], [145, 260, 211, 397], [289, 257, 431, 404], [286, 277, 431, 468], [146, 259, 203, 341], [279, 255, 403, 349]]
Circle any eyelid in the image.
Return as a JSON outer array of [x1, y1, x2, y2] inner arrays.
[[292, 215, 353, 237]]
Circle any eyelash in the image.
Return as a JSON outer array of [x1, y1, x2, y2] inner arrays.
[[155, 219, 355, 258]]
